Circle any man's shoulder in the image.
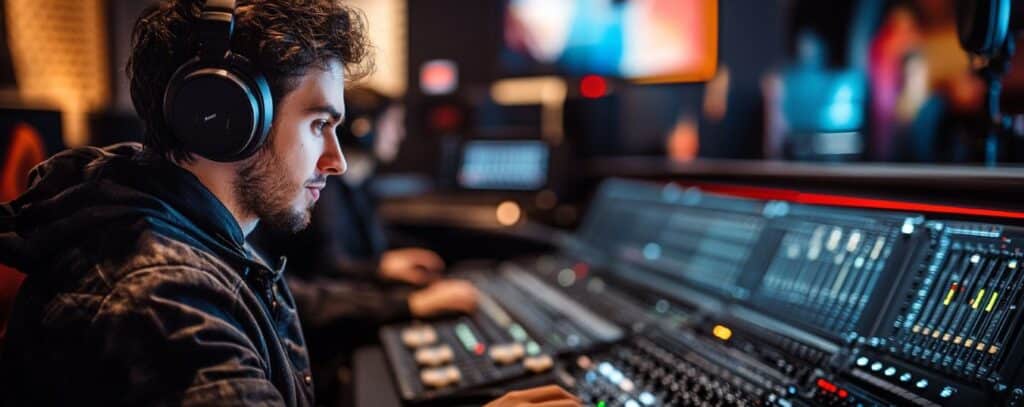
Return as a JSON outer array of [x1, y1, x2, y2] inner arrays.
[[34, 226, 245, 310], [10, 228, 252, 350], [98, 228, 244, 295]]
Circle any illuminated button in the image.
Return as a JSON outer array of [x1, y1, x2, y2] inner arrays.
[[526, 341, 541, 355], [567, 334, 581, 347], [638, 392, 656, 405], [902, 220, 915, 234], [712, 324, 733, 341], [939, 386, 956, 398], [884, 367, 896, 377], [900, 373, 912, 382], [557, 268, 576, 287], [625, 400, 640, 407], [855, 357, 869, 367], [619, 378, 635, 392], [870, 362, 883, 372], [915, 379, 929, 389]]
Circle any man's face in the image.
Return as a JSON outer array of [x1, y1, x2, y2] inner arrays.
[[234, 59, 347, 233]]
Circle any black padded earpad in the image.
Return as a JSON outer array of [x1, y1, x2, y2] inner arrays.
[[163, 53, 273, 162], [957, 0, 1012, 57]]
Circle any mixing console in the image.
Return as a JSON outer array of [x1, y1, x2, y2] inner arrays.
[[380, 265, 623, 402], [379, 179, 1024, 406]]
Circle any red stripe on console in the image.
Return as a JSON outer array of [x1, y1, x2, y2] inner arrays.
[[683, 183, 1024, 220]]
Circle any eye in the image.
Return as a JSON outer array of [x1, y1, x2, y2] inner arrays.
[[312, 119, 329, 134]]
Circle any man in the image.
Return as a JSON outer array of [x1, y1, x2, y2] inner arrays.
[[248, 87, 475, 404], [0, 1, 578, 406], [251, 87, 470, 332]]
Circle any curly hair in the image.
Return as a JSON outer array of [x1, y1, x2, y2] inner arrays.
[[126, 0, 374, 162]]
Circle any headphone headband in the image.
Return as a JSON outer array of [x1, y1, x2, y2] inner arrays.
[[197, 0, 236, 61]]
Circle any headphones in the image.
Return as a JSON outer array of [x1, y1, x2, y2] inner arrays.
[[163, 0, 273, 162], [957, 0, 1014, 57]]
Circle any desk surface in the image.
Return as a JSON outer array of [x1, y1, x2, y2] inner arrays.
[[353, 346, 402, 407]]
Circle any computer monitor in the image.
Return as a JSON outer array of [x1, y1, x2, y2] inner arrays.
[[457, 139, 549, 191]]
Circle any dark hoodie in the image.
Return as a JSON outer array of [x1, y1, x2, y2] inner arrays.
[[0, 143, 314, 406]]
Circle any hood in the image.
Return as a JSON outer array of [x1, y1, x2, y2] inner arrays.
[[0, 142, 257, 275]]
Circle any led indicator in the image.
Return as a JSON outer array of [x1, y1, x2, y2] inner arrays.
[[986, 291, 999, 312], [581, 75, 608, 99], [972, 289, 986, 309], [817, 378, 838, 393], [712, 325, 732, 341], [944, 283, 958, 306], [454, 323, 479, 352], [573, 262, 589, 278]]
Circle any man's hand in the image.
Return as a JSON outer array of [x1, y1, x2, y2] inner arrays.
[[407, 279, 478, 318], [484, 385, 581, 407], [379, 247, 444, 285]]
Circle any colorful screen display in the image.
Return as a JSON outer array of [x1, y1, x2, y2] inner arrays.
[[502, 0, 717, 82]]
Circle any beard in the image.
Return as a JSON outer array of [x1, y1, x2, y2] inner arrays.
[[233, 145, 314, 234]]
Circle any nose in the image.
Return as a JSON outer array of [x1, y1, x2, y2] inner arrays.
[[318, 131, 346, 175]]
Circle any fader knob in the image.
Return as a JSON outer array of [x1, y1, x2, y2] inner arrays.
[[414, 344, 454, 366], [523, 354, 554, 373], [401, 325, 438, 348], [489, 343, 526, 365], [420, 365, 461, 388]]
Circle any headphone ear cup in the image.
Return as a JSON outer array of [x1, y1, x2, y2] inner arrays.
[[958, 0, 1012, 56], [225, 53, 274, 160], [163, 55, 273, 162]]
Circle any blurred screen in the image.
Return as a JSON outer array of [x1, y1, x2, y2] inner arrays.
[[457, 140, 549, 190], [502, 0, 717, 82], [1, 109, 64, 200], [782, 69, 866, 133]]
